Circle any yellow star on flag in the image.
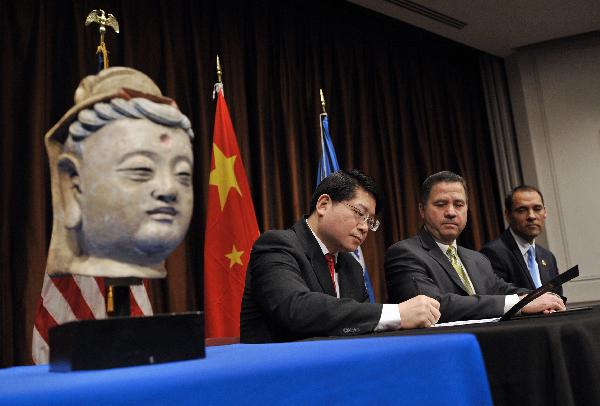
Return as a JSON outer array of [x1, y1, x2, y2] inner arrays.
[[209, 143, 242, 210], [225, 244, 244, 268]]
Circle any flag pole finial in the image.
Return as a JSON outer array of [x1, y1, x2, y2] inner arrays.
[[319, 88, 327, 114], [85, 9, 119, 69], [217, 55, 223, 84]]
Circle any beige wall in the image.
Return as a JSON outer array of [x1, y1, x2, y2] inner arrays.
[[506, 33, 600, 303]]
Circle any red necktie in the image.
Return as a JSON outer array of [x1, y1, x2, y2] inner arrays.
[[325, 253, 337, 293]]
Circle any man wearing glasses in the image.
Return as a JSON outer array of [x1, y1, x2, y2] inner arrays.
[[241, 169, 440, 343]]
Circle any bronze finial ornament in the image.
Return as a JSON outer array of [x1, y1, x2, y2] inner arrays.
[[85, 9, 120, 37], [85, 9, 120, 69], [213, 55, 224, 99], [216, 55, 223, 84]]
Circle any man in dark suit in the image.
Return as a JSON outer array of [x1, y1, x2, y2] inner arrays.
[[384, 171, 565, 323], [481, 186, 562, 295], [241, 169, 440, 343]]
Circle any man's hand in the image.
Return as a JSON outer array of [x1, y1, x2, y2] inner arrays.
[[521, 292, 566, 314], [398, 295, 441, 329]]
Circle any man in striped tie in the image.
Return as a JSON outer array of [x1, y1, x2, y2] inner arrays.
[[384, 171, 565, 323]]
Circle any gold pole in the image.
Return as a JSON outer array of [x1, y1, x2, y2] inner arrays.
[[85, 9, 120, 312], [319, 88, 327, 114], [106, 285, 114, 315], [217, 55, 223, 83]]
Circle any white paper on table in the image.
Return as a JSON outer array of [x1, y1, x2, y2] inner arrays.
[[433, 317, 500, 328]]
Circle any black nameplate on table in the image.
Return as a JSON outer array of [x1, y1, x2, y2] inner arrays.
[[49, 312, 205, 372]]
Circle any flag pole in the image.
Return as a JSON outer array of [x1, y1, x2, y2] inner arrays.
[[85, 9, 122, 314], [217, 55, 223, 84], [318, 89, 327, 181], [214, 55, 224, 99]]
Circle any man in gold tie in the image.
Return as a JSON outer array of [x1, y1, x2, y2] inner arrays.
[[384, 171, 565, 323]]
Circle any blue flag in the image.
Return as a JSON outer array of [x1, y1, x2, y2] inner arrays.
[[316, 114, 375, 302], [316, 116, 340, 187]]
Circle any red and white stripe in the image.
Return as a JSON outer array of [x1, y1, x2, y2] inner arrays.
[[32, 273, 152, 364]]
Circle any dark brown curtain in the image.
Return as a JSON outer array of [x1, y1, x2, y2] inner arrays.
[[1, 0, 504, 367]]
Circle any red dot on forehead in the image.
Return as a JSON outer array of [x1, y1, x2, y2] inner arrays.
[[160, 133, 172, 147]]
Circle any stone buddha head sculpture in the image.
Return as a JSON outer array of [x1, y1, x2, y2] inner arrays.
[[45, 67, 194, 279]]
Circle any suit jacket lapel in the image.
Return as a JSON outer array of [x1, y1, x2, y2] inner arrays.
[[418, 228, 469, 294], [336, 254, 351, 298], [535, 249, 552, 284], [293, 220, 336, 296], [336, 253, 365, 300], [502, 229, 535, 286]]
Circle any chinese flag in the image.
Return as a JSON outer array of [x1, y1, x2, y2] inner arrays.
[[204, 86, 260, 338]]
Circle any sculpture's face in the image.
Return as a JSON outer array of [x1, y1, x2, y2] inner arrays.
[[77, 118, 193, 265]]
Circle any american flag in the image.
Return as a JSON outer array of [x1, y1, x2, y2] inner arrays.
[[32, 274, 152, 364]]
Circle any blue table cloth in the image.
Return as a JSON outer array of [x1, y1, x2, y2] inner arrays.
[[0, 334, 492, 405]]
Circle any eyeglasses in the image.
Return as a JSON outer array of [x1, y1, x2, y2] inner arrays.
[[342, 202, 380, 231]]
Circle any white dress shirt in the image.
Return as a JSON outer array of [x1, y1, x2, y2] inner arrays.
[[306, 221, 402, 331], [509, 228, 536, 265]]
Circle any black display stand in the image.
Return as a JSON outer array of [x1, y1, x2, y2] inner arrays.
[[49, 311, 205, 371]]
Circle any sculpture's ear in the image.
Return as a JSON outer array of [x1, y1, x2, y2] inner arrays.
[[57, 153, 82, 229]]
